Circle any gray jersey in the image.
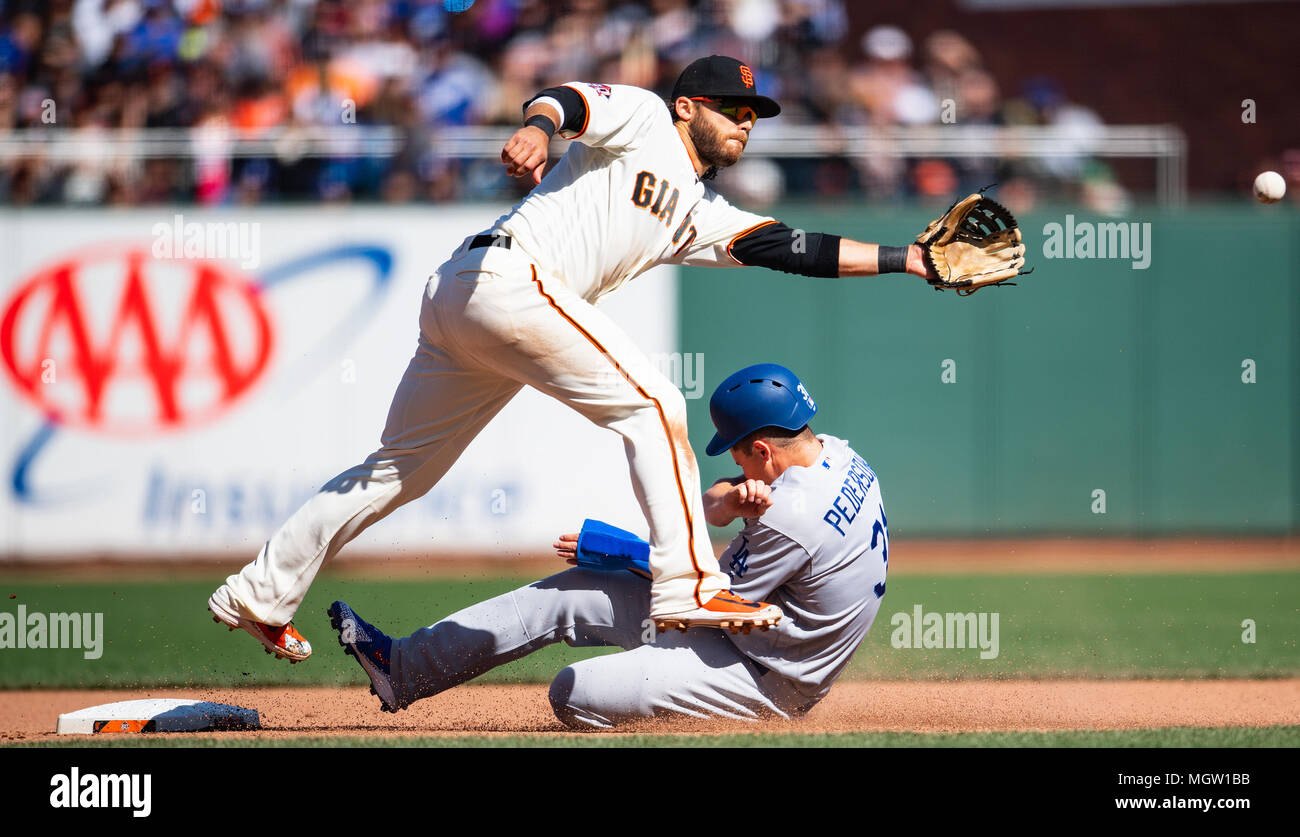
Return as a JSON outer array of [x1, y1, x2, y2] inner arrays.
[[385, 435, 885, 725], [383, 432, 886, 725], [720, 434, 888, 702]]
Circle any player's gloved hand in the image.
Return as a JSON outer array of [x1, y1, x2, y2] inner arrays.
[[915, 190, 1030, 295], [557, 521, 653, 580], [724, 478, 773, 520], [501, 125, 550, 186]]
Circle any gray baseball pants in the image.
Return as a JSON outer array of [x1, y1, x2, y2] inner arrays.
[[389, 567, 810, 729]]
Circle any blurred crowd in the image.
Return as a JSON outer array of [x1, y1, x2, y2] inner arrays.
[[0, 0, 1129, 207]]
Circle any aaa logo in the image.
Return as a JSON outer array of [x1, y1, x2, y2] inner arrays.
[[0, 244, 273, 435]]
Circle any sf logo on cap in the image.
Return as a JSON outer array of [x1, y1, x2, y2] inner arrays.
[[739, 65, 754, 88]]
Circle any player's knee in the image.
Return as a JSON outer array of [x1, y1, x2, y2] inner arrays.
[[633, 382, 689, 449], [655, 382, 688, 424], [548, 663, 638, 730], [625, 372, 685, 422], [548, 666, 593, 729]]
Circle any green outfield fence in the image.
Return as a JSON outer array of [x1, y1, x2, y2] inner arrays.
[[681, 202, 1300, 536]]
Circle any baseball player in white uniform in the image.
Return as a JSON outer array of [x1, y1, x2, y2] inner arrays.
[[207, 55, 930, 662], [329, 363, 888, 727]]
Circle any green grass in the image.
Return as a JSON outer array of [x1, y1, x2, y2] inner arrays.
[[7, 725, 1299, 748], [1, 571, 1297, 688], [844, 571, 1300, 680]]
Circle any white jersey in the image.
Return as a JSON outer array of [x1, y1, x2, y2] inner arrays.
[[720, 435, 889, 703], [493, 82, 773, 303]]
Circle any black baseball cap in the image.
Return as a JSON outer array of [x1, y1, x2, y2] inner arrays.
[[670, 55, 781, 118]]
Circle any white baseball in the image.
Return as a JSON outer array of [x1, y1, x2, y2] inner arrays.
[[1253, 171, 1286, 204]]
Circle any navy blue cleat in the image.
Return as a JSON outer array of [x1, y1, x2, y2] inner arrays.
[[328, 601, 398, 713]]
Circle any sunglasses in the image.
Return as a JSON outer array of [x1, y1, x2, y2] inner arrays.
[[690, 97, 759, 124]]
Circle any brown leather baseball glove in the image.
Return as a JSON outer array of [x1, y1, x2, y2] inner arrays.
[[917, 192, 1031, 295]]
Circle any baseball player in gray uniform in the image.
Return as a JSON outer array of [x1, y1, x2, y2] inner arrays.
[[328, 363, 888, 727], [209, 55, 926, 663]]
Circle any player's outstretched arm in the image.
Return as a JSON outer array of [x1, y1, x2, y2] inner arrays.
[[727, 221, 937, 281], [838, 240, 938, 280], [690, 204, 939, 282]]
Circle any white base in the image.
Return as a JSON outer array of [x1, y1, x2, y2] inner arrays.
[[56, 698, 260, 735]]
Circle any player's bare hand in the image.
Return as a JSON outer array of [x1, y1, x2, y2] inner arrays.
[[907, 243, 939, 281], [554, 532, 579, 565], [501, 126, 550, 185], [727, 479, 772, 519]]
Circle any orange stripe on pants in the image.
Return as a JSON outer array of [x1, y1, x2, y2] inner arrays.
[[528, 266, 708, 607]]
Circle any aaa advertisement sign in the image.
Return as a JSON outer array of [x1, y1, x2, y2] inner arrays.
[[0, 209, 676, 558]]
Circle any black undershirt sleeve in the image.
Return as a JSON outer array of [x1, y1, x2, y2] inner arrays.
[[729, 221, 842, 278], [524, 86, 588, 135]]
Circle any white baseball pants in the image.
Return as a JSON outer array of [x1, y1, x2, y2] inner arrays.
[[389, 567, 812, 728], [212, 237, 728, 625]]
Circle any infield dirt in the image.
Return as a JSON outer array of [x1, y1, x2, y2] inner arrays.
[[3, 679, 1298, 743]]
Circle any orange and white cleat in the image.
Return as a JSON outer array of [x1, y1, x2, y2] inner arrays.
[[653, 591, 782, 635], [208, 595, 312, 663]]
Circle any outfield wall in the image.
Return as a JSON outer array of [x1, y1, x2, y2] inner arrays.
[[2, 202, 1295, 558], [683, 203, 1300, 536]]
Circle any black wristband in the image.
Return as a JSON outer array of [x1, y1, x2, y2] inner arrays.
[[877, 245, 910, 275], [524, 114, 557, 139]]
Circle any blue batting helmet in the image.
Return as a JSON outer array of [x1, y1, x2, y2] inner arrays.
[[705, 363, 817, 456]]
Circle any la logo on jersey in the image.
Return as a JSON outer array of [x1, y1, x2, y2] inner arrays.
[[727, 535, 751, 579]]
